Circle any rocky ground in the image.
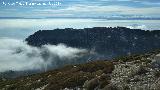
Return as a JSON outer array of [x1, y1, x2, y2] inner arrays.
[[1, 50, 160, 90]]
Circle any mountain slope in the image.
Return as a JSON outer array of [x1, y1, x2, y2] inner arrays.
[[26, 27, 160, 59], [1, 50, 160, 90], [0, 61, 114, 90]]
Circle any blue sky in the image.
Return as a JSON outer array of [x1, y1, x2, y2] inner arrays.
[[0, 0, 160, 18]]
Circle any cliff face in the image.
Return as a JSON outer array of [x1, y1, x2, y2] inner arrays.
[[26, 27, 160, 59]]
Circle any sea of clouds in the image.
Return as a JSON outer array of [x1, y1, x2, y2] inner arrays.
[[0, 38, 88, 72]]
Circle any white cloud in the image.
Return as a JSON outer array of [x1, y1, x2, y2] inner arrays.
[[0, 38, 87, 72], [32, 5, 160, 16], [0, 0, 160, 17]]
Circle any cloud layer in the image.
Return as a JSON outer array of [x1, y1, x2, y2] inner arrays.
[[0, 38, 87, 72], [0, 0, 160, 18]]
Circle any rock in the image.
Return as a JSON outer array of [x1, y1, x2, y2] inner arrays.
[[83, 78, 99, 90], [102, 84, 118, 90]]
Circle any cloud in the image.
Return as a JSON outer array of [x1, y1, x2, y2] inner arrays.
[[0, 38, 88, 72], [31, 5, 160, 17], [126, 24, 147, 30], [0, 0, 160, 17], [100, 0, 160, 3], [130, 0, 160, 3]]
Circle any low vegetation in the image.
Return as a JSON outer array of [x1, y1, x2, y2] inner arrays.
[[1, 50, 160, 90], [0, 61, 114, 90]]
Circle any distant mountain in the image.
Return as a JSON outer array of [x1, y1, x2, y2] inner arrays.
[[0, 17, 24, 19], [1, 16, 160, 20], [0, 17, 43, 19], [0, 70, 41, 79], [26, 27, 160, 59]]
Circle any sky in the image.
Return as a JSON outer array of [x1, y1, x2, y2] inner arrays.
[[0, 0, 160, 18]]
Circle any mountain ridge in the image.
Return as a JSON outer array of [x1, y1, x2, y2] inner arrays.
[[26, 27, 160, 59]]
